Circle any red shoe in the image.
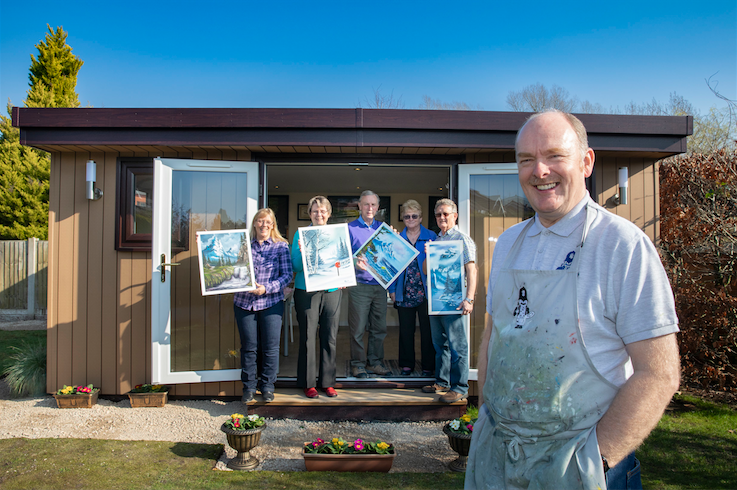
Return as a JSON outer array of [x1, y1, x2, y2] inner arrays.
[[304, 387, 319, 398], [323, 387, 338, 397]]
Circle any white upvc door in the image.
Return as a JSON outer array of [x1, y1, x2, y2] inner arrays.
[[151, 158, 259, 384], [458, 163, 530, 381]]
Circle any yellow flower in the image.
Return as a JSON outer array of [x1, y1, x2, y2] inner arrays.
[[332, 438, 339, 444], [461, 414, 471, 422], [231, 413, 244, 419], [61, 386, 73, 394], [377, 442, 390, 450]]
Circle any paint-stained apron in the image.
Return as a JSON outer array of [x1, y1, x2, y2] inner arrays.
[[466, 205, 618, 490]]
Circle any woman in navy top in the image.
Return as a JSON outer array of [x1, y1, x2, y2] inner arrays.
[[233, 208, 292, 403], [389, 200, 437, 377]]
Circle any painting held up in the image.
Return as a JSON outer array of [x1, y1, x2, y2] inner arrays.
[[196, 229, 256, 295], [299, 223, 356, 292], [353, 222, 419, 289], [427, 241, 466, 315]]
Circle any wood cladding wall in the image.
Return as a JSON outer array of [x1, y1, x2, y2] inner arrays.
[[46, 149, 251, 396], [46, 149, 660, 398]]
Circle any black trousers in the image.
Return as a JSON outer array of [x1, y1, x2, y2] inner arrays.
[[396, 298, 435, 373], [295, 288, 342, 388]]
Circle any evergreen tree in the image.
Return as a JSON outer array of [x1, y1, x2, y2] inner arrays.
[[0, 25, 83, 240]]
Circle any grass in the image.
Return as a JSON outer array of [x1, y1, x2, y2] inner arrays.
[[0, 395, 734, 489], [637, 394, 737, 489], [0, 330, 45, 375], [2, 338, 46, 396], [0, 438, 465, 490]]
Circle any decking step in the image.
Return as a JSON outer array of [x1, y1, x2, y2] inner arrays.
[[244, 387, 467, 422]]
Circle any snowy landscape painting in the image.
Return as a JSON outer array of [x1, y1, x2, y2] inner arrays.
[[353, 222, 419, 289], [196, 229, 256, 296], [427, 240, 466, 315], [299, 223, 356, 292]]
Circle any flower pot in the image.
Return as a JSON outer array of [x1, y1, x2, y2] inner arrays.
[[220, 423, 266, 471], [443, 423, 472, 472], [302, 451, 397, 472], [127, 391, 168, 408], [53, 390, 99, 409]]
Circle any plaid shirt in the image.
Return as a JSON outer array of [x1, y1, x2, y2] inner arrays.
[[233, 238, 293, 311]]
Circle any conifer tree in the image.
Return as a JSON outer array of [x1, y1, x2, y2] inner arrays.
[[0, 25, 83, 239]]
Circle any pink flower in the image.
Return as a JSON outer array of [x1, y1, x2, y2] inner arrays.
[[316, 438, 325, 445], [234, 419, 240, 428], [467, 424, 473, 432], [354, 439, 364, 451]]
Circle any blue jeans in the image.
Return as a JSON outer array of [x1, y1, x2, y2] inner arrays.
[[606, 452, 642, 490], [429, 314, 469, 395], [234, 301, 284, 394]]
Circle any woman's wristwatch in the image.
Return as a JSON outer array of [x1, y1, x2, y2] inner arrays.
[[464, 297, 474, 304]]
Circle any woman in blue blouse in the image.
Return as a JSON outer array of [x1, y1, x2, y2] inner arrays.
[[389, 200, 437, 377], [291, 196, 342, 398], [233, 208, 292, 403]]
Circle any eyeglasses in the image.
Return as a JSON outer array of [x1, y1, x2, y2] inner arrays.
[[403, 214, 419, 220], [435, 212, 453, 218], [256, 219, 273, 226]]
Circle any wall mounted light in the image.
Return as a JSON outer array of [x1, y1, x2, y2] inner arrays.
[[86, 160, 103, 200], [614, 167, 628, 205]]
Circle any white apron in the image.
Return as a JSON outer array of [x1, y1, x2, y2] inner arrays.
[[466, 206, 618, 490]]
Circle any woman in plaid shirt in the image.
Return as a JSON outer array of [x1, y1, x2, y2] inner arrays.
[[234, 208, 293, 403]]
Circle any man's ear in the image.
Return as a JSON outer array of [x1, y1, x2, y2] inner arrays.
[[583, 148, 595, 178]]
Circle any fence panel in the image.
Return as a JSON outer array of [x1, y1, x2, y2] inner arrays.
[[0, 239, 49, 314]]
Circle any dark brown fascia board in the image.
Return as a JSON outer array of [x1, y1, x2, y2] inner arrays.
[[12, 106, 693, 137], [17, 127, 687, 155]]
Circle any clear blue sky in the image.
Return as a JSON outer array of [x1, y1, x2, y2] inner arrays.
[[1, 0, 735, 114]]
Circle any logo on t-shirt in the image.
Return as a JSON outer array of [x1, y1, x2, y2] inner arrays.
[[556, 251, 576, 270], [513, 287, 534, 328]]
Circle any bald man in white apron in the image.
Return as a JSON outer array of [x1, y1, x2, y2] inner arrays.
[[466, 110, 680, 489]]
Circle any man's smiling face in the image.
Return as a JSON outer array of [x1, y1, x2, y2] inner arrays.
[[516, 112, 594, 228]]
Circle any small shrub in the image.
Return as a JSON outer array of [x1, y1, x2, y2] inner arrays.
[[2, 340, 46, 397]]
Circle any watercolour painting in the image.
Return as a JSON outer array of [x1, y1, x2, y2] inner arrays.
[[299, 223, 356, 292], [196, 229, 256, 296], [427, 240, 466, 315], [353, 222, 419, 289]]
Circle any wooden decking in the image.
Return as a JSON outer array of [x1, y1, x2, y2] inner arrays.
[[243, 387, 468, 422]]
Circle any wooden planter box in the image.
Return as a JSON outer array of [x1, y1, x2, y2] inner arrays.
[[53, 390, 99, 409], [302, 451, 396, 472], [127, 391, 168, 408]]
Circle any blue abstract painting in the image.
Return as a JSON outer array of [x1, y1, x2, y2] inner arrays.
[[427, 240, 465, 315]]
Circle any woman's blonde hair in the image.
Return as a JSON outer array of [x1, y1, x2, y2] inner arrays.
[[401, 199, 422, 218], [250, 208, 287, 243]]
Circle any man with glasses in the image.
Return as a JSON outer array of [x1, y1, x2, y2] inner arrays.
[[422, 198, 477, 403], [347, 190, 392, 378]]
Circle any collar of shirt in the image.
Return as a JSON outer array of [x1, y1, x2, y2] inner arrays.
[[252, 236, 274, 249], [357, 216, 376, 228], [527, 193, 592, 238], [438, 225, 459, 238]]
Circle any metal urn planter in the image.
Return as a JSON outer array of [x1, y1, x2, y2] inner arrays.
[[220, 423, 266, 471], [443, 423, 473, 472]]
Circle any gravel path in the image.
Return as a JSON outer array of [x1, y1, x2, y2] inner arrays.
[[0, 319, 459, 472]]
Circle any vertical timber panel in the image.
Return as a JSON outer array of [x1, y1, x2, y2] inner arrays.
[[72, 152, 90, 386], [86, 152, 105, 388], [130, 252, 148, 388], [56, 152, 76, 388], [118, 252, 133, 393], [630, 158, 645, 230], [101, 152, 120, 394], [46, 153, 61, 392]]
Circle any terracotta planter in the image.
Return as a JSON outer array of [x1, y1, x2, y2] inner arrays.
[[443, 423, 472, 472], [220, 423, 266, 471], [127, 391, 168, 408], [303, 451, 396, 472], [53, 390, 99, 409]]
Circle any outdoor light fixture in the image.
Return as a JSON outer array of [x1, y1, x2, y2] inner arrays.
[[614, 167, 628, 206], [86, 160, 103, 200]]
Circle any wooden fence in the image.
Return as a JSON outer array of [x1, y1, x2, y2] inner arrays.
[[0, 238, 48, 318]]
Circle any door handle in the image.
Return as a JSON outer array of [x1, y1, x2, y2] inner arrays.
[[160, 254, 181, 283]]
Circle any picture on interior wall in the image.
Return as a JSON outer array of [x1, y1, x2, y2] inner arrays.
[[328, 196, 391, 224], [196, 229, 256, 296], [353, 222, 419, 289], [298, 203, 310, 221], [299, 223, 356, 291], [427, 240, 466, 315]]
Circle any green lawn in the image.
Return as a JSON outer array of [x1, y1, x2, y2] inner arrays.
[[0, 394, 734, 489]]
